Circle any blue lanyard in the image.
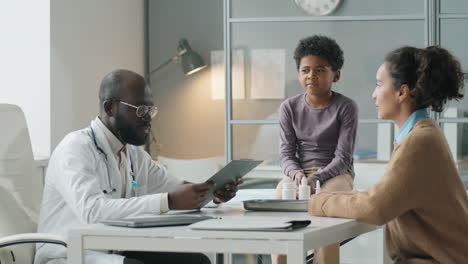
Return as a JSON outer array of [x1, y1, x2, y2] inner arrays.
[[395, 108, 429, 144], [130, 163, 137, 189]]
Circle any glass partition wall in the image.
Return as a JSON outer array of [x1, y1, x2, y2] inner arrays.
[[438, 3, 468, 188], [223, 0, 468, 189]]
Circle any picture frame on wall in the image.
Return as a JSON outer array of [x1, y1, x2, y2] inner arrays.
[[210, 49, 245, 100], [250, 49, 286, 100]]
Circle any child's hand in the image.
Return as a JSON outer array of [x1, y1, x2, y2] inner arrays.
[[294, 172, 306, 187], [307, 177, 317, 194]]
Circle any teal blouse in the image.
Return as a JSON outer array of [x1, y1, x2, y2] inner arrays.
[[395, 108, 430, 144]]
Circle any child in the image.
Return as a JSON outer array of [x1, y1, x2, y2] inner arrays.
[[310, 46, 468, 263], [274, 35, 358, 264]]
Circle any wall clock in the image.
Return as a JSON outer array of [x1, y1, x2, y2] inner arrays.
[[294, 0, 341, 16]]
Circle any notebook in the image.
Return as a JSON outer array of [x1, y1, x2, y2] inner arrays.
[[201, 159, 263, 207], [101, 214, 216, 228], [189, 219, 311, 232]]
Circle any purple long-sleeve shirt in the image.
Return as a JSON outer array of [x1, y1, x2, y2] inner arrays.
[[279, 92, 358, 184]]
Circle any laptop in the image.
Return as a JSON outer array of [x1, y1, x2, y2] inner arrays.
[[101, 214, 216, 228]]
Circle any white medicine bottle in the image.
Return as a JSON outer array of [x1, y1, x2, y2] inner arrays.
[[298, 177, 311, 200], [282, 182, 296, 200]]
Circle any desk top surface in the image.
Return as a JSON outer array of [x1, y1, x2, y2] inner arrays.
[[69, 206, 377, 241]]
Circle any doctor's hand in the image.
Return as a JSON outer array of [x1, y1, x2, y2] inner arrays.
[[168, 182, 214, 210], [213, 178, 243, 204]]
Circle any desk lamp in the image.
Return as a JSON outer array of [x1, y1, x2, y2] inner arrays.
[[145, 39, 207, 158], [147, 38, 207, 80]]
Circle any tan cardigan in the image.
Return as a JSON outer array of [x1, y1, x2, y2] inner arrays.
[[310, 119, 468, 264]]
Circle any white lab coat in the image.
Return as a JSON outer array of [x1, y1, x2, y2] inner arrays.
[[34, 119, 182, 264]]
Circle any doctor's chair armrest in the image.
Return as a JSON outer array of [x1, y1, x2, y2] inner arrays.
[[0, 233, 67, 248]]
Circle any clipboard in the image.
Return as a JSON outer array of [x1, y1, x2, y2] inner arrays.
[[201, 159, 263, 207], [243, 199, 308, 212], [189, 219, 311, 231]]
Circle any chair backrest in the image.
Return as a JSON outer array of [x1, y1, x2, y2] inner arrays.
[[0, 104, 43, 263], [157, 156, 225, 183]]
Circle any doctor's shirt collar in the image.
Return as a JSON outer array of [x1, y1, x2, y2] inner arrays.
[[95, 117, 126, 156]]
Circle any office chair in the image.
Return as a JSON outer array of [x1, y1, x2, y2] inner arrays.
[[0, 104, 66, 263]]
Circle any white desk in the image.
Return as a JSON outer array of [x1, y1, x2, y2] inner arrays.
[[68, 206, 378, 264]]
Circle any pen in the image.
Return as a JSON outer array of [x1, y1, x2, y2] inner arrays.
[[315, 180, 321, 194]]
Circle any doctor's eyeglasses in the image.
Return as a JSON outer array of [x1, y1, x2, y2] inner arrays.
[[119, 101, 158, 118]]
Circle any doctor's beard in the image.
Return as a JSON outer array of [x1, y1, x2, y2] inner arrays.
[[114, 114, 148, 146]]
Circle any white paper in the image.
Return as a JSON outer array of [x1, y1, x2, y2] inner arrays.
[[250, 49, 285, 99], [210, 49, 245, 100]]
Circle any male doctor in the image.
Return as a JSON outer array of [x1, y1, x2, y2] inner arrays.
[[35, 69, 241, 264]]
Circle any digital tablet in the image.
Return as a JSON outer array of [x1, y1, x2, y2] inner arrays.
[[201, 159, 263, 207]]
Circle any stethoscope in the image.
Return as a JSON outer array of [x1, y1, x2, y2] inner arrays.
[[89, 127, 137, 195]]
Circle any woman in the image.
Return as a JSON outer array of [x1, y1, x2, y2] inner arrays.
[[310, 46, 468, 263]]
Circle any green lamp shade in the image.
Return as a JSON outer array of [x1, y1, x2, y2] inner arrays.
[[182, 51, 207, 75], [179, 39, 207, 76]]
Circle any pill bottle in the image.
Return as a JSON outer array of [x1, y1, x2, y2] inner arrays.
[[298, 177, 311, 200], [282, 182, 296, 200]]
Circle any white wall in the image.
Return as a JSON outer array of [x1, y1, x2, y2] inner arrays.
[[0, 0, 51, 158], [51, 0, 145, 150]]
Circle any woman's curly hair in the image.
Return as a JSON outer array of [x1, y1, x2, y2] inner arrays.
[[385, 46, 466, 112], [293, 35, 344, 71]]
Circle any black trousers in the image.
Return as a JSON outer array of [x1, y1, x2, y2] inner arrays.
[[122, 251, 211, 264]]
